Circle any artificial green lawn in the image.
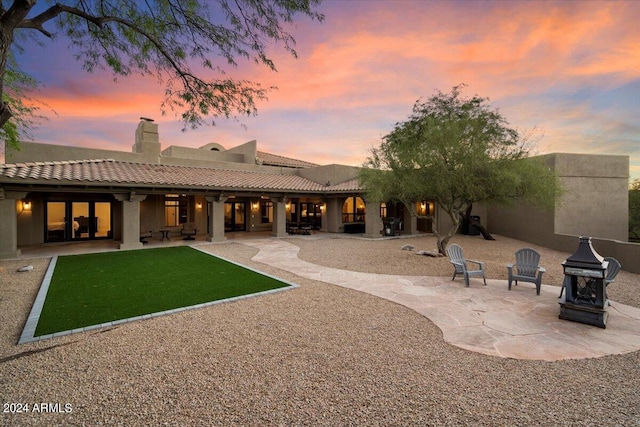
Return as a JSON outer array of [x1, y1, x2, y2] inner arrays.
[[34, 246, 290, 336]]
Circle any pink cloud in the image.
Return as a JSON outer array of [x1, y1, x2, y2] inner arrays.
[[16, 0, 640, 181]]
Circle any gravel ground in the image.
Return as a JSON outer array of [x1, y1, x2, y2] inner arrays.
[[1, 234, 639, 426]]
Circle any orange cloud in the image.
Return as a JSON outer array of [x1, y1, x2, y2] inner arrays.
[[16, 0, 639, 181]]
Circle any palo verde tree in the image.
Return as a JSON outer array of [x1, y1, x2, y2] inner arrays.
[[359, 85, 561, 255], [1, 50, 45, 152], [0, 0, 323, 150]]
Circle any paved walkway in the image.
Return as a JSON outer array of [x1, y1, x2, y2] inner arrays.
[[241, 238, 640, 361]]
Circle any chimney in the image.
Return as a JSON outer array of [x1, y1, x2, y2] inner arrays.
[[132, 117, 161, 157]]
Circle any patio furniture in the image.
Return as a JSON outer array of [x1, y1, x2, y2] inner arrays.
[[446, 243, 487, 287], [140, 230, 153, 244], [181, 223, 197, 240], [507, 248, 545, 295], [604, 257, 621, 285], [559, 256, 621, 299], [287, 223, 313, 235], [604, 257, 621, 300], [159, 228, 171, 242]]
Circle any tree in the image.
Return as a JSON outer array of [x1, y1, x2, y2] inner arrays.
[[359, 85, 561, 255], [630, 179, 640, 242], [0, 0, 323, 146], [1, 50, 47, 154]]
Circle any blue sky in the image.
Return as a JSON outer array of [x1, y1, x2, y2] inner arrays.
[[10, 0, 640, 182]]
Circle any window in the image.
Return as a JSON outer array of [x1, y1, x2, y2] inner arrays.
[[342, 197, 365, 223], [45, 200, 112, 242], [165, 194, 187, 226], [261, 201, 273, 223], [300, 202, 322, 229]]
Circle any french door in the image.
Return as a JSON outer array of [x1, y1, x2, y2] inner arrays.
[[46, 200, 112, 242], [224, 202, 246, 231]]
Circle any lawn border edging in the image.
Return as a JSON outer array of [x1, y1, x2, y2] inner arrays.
[[18, 247, 299, 344]]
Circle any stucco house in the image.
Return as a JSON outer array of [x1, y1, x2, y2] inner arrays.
[[1, 119, 416, 259], [0, 119, 633, 272]]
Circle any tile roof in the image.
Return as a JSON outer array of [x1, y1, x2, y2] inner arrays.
[[324, 178, 361, 192], [256, 151, 318, 168], [0, 159, 361, 194]]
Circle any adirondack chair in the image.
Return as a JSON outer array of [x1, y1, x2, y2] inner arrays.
[[507, 248, 545, 295], [604, 257, 621, 300], [446, 244, 487, 287], [558, 256, 621, 299], [181, 222, 197, 240]]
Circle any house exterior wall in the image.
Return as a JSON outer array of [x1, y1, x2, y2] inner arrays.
[[6, 125, 298, 176], [434, 202, 488, 236], [489, 153, 629, 244], [487, 153, 640, 273], [161, 145, 244, 164], [6, 141, 157, 164], [550, 153, 628, 241], [487, 202, 555, 244], [140, 195, 165, 236], [3, 118, 633, 268], [298, 164, 360, 186], [0, 198, 21, 258], [16, 196, 43, 246]]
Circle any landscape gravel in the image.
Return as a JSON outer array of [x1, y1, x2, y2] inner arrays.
[[1, 234, 639, 426]]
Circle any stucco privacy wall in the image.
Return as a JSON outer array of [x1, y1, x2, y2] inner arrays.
[[488, 153, 628, 242], [434, 203, 489, 238], [550, 153, 629, 241], [487, 153, 638, 273]]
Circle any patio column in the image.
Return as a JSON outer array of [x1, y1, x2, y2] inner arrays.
[[114, 193, 147, 250], [206, 195, 227, 242], [0, 190, 26, 259], [364, 199, 382, 238], [404, 206, 419, 235], [324, 198, 342, 233], [271, 197, 287, 237]]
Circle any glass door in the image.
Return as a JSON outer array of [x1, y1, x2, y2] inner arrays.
[[224, 202, 246, 231], [94, 202, 112, 238], [45, 200, 112, 242], [72, 202, 90, 239], [46, 202, 67, 242]]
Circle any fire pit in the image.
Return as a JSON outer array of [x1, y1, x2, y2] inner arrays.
[[559, 237, 609, 328]]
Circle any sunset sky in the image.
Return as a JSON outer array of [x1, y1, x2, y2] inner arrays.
[[12, 0, 640, 181]]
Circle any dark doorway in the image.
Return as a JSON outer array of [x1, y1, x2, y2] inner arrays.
[[224, 201, 246, 231]]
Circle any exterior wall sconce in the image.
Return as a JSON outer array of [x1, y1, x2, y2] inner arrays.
[[286, 202, 291, 211], [196, 202, 202, 209], [319, 204, 325, 211], [420, 201, 426, 215], [252, 202, 259, 211], [22, 199, 31, 212]]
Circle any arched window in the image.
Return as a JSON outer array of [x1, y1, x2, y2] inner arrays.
[[342, 197, 366, 223]]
